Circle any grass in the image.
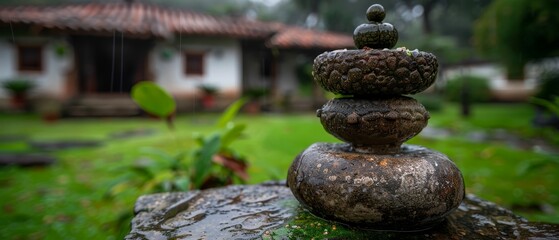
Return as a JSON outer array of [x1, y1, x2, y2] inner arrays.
[[0, 103, 558, 239]]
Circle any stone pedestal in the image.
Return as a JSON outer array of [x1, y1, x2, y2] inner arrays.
[[126, 182, 559, 239]]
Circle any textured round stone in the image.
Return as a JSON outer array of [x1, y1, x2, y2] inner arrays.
[[366, 4, 385, 22], [354, 3, 397, 49], [353, 22, 398, 49], [287, 143, 465, 231], [313, 48, 438, 96], [317, 97, 429, 154]]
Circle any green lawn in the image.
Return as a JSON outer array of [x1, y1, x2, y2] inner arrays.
[[0, 103, 558, 239]]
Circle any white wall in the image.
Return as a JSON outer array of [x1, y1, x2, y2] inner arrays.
[[0, 40, 15, 97], [442, 63, 539, 90], [0, 38, 72, 98], [150, 37, 242, 96]]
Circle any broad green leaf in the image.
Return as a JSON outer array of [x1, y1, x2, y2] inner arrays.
[[193, 134, 221, 187], [140, 147, 173, 158], [531, 97, 559, 116], [192, 133, 205, 146], [130, 163, 155, 179], [131, 81, 176, 118], [172, 150, 189, 170], [109, 182, 133, 196], [221, 123, 246, 148], [174, 177, 190, 191], [216, 98, 247, 128], [140, 147, 176, 166], [141, 179, 158, 193], [154, 171, 174, 182]]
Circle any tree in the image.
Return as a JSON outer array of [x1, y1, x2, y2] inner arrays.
[[474, 0, 559, 80], [285, 0, 393, 32], [400, 0, 446, 34]]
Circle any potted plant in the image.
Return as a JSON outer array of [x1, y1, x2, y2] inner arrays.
[[36, 98, 61, 122], [243, 88, 269, 114], [198, 84, 219, 109], [2, 78, 35, 110]]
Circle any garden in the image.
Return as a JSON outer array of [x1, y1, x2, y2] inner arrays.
[[1, 0, 559, 238], [0, 98, 558, 239]]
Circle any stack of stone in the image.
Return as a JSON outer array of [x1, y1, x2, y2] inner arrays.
[[287, 4, 465, 231]]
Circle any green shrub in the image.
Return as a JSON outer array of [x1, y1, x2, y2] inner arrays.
[[243, 88, 269, 100], [415, 93, 444, 112], [445, 75, 491, 103], [2, 78, 35, 94], [534, 70, 559, 101], [110, 83, 249, 195], [531, 96, 559, 118], [198, 84, 219, 95]]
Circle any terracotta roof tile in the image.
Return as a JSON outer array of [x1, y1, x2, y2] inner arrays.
[[0, 2, 274, 38], [0, 2, 352, 50], [268, 25, 354, 50]]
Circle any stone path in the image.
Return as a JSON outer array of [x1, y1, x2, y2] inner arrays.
[[0, 153, 56, 167], [420, 127, 559, 154], [29, 140, 102, 151], [0, 129, 157, 167], [109, 129, 157, 139]]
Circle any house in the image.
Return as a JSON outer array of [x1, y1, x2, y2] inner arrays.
[[0, 1, 353, 115], [440, 58, 559, 102]]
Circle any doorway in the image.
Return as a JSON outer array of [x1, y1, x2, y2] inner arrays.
[[71, 35, 153, 94]]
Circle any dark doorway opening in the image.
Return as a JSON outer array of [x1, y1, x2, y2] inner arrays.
[[71, 35, 154, 94]]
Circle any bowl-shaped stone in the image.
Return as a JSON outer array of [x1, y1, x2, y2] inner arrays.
[[313, 48, 438, 96], [287, 143, 465, 231], [317, 97, 429, 154]]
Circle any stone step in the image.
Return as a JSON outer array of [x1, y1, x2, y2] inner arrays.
[[63, 96, 141, 117]]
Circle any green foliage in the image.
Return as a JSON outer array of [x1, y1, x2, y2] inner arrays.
[[445, 75, 491, 103], [131, 81, 176, 118], [191, 123, 248, 188], [534, 70, 559, 101], [54, 42, 68, 57], [474, 0, 559, 79], [2, 78, 35, 94], [111, 84, 249, 195], [434, 0, 493, 47], [108, 148, 190, 195], [398, 34, 471, 65], [1, 104, 559, 239], [243, 88, 269, 100], [198, 84, 218, 95], [531, 97, 559, 118], [216, 98, 247, 128], [415, 93, 444, 112], [191, 98, 249, 188]]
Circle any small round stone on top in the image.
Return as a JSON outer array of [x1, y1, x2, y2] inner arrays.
[[353, 4, 398, 49], [366, 4, 385, 22]]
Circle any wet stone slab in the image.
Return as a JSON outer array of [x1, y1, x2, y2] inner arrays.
[[0, 153, 56, 167], [126, 182, 559, 240], [109, 129, 157, 139], [29, 140, 101, 151]]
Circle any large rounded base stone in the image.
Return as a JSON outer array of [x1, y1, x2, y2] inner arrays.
[[287, 143, 465, 231]]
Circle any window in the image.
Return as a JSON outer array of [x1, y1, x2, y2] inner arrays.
[[184, 52, 205, 76], [17, 45, 43, 72]]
